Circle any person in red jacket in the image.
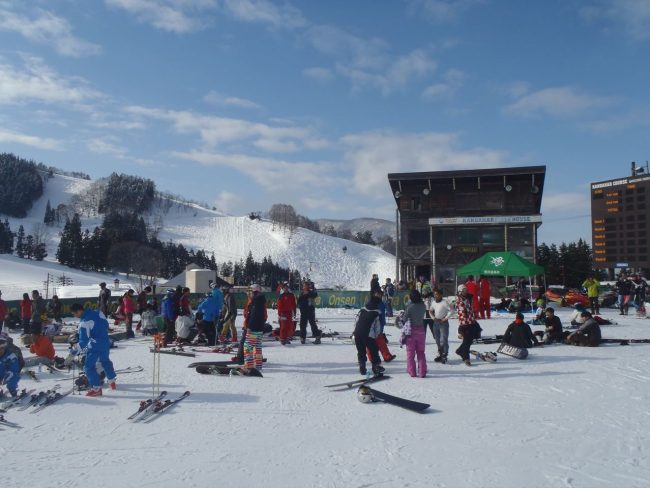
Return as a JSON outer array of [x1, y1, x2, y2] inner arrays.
[[30, 332, 56, 360], [20, 292, 32, 335], [465, 276, 480, 315], [122, 290, 137, 338], [478, 275, 491, 319], [277, 282, 297, 345]]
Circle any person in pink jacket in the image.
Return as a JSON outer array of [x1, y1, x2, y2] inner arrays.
[[122, 289, 136, 338]]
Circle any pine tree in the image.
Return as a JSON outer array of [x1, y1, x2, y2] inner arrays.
[[44, 200, 53, 225], [15, 225, 25, 258], [33, 242, 47, 261], [24, 234, 34, 259], [0, 219, 13, 253]]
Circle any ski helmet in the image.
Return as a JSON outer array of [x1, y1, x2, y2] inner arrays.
[[357, 385, 374, 404]]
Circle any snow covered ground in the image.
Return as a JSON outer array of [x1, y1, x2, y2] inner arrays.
[[3, 307, 650, 488]]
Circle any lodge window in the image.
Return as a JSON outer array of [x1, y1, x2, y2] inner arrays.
[[407, 228, 429, 246], [456, 227, 480, 244]]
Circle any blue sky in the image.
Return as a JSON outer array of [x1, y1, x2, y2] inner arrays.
[[1, 0, 649, 245]]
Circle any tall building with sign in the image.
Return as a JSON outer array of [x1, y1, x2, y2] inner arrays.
[[388, 166, 546, 295], [591, 162, 650, 276]]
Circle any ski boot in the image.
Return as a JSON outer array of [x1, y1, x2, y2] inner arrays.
[[313, 335, 321, 345], [300, 337, 306, 344], [86, 388, 103, 397], [372, 364, 385, 376], [359, 363, 367, 376], [385, 354, 396, 362]]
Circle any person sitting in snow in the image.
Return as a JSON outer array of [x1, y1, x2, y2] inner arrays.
[[542, 307, 564, 344], [566, 311, 601, 347], [502, 312, 540, 358]]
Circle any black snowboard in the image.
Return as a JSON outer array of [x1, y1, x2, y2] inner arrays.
[[496, 342, 528, 359], [362, 386, 430, 413]]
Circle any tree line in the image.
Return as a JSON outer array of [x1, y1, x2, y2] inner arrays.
[[0, 220, 48, 261], [536, 239, 596, 288]]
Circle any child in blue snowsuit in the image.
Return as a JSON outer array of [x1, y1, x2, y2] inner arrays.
[[0, 336, 21, 397], [71, 304, 116, 397]]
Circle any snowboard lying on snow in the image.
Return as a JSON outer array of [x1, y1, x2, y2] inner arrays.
[[358, 385, 430, 413]]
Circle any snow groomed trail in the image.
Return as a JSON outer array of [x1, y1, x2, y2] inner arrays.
[[3, 307, 650, 488]]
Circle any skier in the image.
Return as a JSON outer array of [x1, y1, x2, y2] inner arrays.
[[161, 289, 177, 346], [502, 312, 540, 358], [615, 273, 632, 315], [582, 275, 600, 315], [353, 294, 384, 376], [277, 282, 297, 345], [20, 292, 31, 336], [404, 289, 427, 378], [543, 307, 564, 344], [478, 275, 491, 319], [97, 282, 111, 317], [0, 335, 21, 397], [197, 293, 218, 345], [219, 286, 237, 344], [383, 278, 395, 317], [122, 289, 136, 338], [429, 289, 451, 363], [70, 303, 117, 396], [455, 284, 477, 366], [566, 311, 601, 347], [244, 284, 266, 371], [297, 281, 322, 344]]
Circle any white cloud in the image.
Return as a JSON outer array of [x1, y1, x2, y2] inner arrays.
[[0, 128, 62, 150], [86, 137, 127, 157], [422, 68, 464, 100], [341, 131, 507, 195], [503, 86, 613, 118], [105, 0, 213, 33], [214, 190, 238, 214], [0, 55, 101, 105], [221, 0, 306, 28], [541, 192, 590, 214], [302, 67, 334, 82], [173, 150, 338, 191], [581, 0, 650, 41], [307, 25, 389, 71], [203, 90, 261, 109], [405, 0, 483, 23], [0, 6, 101, 57], [125, 105, 326, 153]]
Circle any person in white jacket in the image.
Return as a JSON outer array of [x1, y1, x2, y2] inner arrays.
[[429, 289, 451, 363]]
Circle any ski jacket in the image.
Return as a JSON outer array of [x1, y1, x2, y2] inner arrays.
[[545, 315, 563, 340], [479, 278, 491, 299], [161, 296, 175, 320], [456, 295, 475, 326], [370, 278, 381, 294], [297, 290, 318, 311], [31, 297, 45, 323], [582, 278, 600, 298], [384, 283, 396, 298], [242, 296, 252, 328], [465, 280, 478, 299], [277, 292, 297, 318], [577, 318, 602, 342], [122, 295, 136, 314], [211, 288, 224, 317], [354, 299, 382, 338], [197, 296, 219, 322], [223, 293, 238, 321], [78, 309, 111, 353], [247, 293, 267, 332], [0, 348, 21, 394], [405, 302, 426, 327], [20, 299, 32, 319], [503, 319, 539, 349], [29, 335, 56, 360], [616, 279, 633, 296]]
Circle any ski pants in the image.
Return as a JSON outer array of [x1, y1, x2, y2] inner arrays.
[[367, 333, 393, 362], [385, 299, 393, 317], [405, 326, 427, 377], [355, 333, 380, 368], [589, 297, 600, 315], [619, 295, 630, 314], [299, 309, 320, 339], [243, 330, 263, 370], [479, 296, 491, 319], [85, 348, 115, 388], [125, 313, 133, 335], [164, 318, 176, 345], [221, 317, 237, 342], [431, 319, 449, 356], [278, 315, 294, 342], [201, 320, 216, 346], [455, 326, 473, 361]]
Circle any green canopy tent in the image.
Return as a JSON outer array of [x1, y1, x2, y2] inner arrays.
[[456, 252, 545, 312]]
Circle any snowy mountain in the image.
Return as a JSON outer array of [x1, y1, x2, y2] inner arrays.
[[316, 217, 395, 240], [1, 173, 395, 293]]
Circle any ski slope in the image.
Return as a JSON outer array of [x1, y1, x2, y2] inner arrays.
[[2, 307, 650, 488], [2, 173, 395, 290]]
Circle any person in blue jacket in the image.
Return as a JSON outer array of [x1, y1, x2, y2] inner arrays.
[[197, 293, 218, 346], [70, 303, 117, 397], [161, 289, 177, 346], [0, 335, 21, 397]]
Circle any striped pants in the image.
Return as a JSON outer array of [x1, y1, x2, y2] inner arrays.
[[244, 330, 263, 370]]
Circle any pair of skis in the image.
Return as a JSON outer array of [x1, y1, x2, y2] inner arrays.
[[128, 391, 190, 422], [31, 388, 73, 413], [18, 385, 61, 411], [149, 347, 196, 357], [0, 388, 36, 412]]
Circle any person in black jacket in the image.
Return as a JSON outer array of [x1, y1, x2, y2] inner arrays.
[[503, 312, 540, 358], [543, 307, 563, 344], [353, 296, 384, 376], [98, 282, 111, 317], [616, 274, 633, 315], [370, 274, 381, 294], [244, 284, 266, 371], [567, 311, 601, 347], [297, 282, 321, 344]]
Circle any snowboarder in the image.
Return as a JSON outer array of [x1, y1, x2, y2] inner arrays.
[[404, 289, 427, 378], [70, 303, 117, 397], [455, 284, 476, 366], [543, 307, 564, 344], [566, 311, 601, 347], [582, 275, 600, 315], [277, 282, 297, 345], [0, 335, 21, 397], [353, 295, 384, 376], [244, 284, 266, 371], [98, 282, 111, 317], [478, 275, 491, 319], [502, 312, 540, 358], [297, 282, 322, 344], [429, 289, 451, 363]]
